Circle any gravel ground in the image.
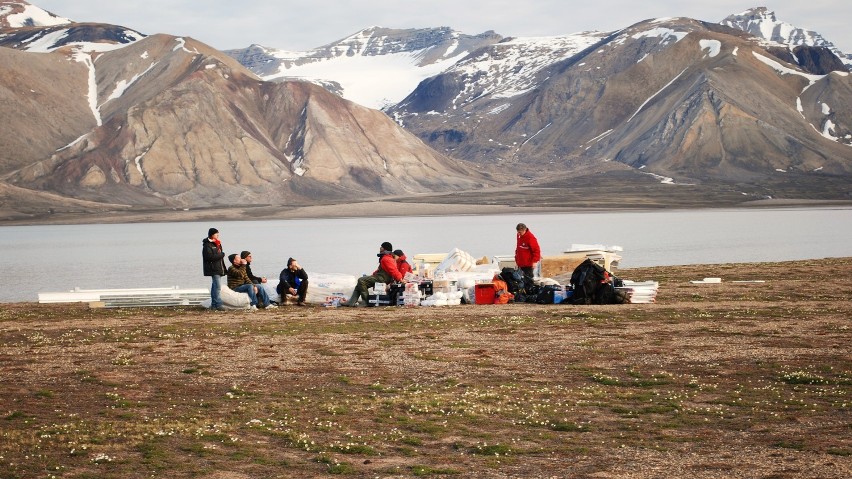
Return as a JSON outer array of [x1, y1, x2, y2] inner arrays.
[[0, 258, 850, 478]]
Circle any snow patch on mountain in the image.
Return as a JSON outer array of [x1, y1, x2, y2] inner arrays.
[[21, 27, 144, 53], [627, 67, 688, 122], [269, 50, 462, 109], [722, 7, 852, 67], [1, 2, 70, 28], [173, 37, 199, 54], [72, 49, 101, 126], [631, 28, 688, 43], [448, 32, 607, 105], [230, 27, 500, 110], [752, 51, 825, 86], [102, 61, 158, 106], [699, 39, 721, 58]]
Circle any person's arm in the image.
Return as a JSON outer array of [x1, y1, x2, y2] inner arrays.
[[203, 243, 224, 262], [245, 264, 262, 284], [381, 255, 403, 281], [530, 234, 542, 264]]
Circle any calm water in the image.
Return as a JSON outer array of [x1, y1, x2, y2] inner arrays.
[[2, 207, 851, 303]]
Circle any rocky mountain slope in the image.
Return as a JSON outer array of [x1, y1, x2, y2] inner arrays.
[[387, 17, 852, 190], [2, 2, 851, 222], [223, 7, 851, 197], [0, 1, 491, 217]]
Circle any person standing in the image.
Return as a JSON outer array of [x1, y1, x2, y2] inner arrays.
[[202, 228, 226, 311], [515, 223, 541, 281], [278, 257, 309, 306], [342, 241, 403, 307]]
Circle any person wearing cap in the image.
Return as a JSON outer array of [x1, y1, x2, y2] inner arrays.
[[240, 251, 267, 285], [227, 254, 275, 310], [515, 223, 541, 281], [342, 241, 403, 307], [201, 228, 226, 311], [277, 258, 309, 306], [393, 249, 413, 276]]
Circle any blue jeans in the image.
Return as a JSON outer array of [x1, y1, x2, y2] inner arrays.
[[255, 284, 271, 307], [233, 284, 259, 306], [210, 275, 223, 308]]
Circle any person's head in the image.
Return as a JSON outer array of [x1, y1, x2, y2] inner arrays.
[[393, 249, 404, 258], [208, 227, 219, 239], [228, 253, 238, 264], [380, 241, 393, 253], [287, 257, 299, 270], [516, 223, 528, 234], [240, 251, 252, 263]]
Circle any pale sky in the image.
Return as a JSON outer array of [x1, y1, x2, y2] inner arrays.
[[33, 1, 852, 53]]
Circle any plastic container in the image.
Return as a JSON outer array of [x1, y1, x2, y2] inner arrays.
[[474, 284, 495, 305]]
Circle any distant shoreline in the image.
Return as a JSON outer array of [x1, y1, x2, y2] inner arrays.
[[2, 198, 850, 227]]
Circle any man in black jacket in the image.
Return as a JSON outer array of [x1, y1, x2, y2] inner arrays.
[[240, 251, 267, 285], [201, 228, 226, 311], [277, 257, 309, 306]]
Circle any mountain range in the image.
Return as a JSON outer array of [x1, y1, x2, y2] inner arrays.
[[0, 1, 491, 221], [1, 2, 850, 222]]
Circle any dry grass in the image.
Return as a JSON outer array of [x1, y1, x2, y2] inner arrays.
[[1, 258, 850, 478]]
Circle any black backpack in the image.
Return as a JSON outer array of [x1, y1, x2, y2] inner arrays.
[[535, 284, 563, 304], [500, 267, 527, 301], [569, 259, 608, 305], [570, 259, 629, 305]]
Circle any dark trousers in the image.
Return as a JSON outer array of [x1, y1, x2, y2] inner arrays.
[[352, 271, 392, 304], [282, 280, 309, 303], [520, 266, 535, 280]]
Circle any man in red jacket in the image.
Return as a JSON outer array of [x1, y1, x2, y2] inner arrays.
[[343, 241, 403, 307], [515, 223, 541, 280]]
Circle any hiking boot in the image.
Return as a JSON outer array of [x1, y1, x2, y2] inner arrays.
[[265, 304, 278, 309]]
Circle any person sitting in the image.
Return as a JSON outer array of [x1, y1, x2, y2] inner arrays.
[[343, 241, 403, 307], [227, 254, 275, 310], [240, 251, 267, 285], [393, 249, 413, 276], [277, 257, 309, 306]]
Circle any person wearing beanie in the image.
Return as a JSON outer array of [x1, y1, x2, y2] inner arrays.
[[393, 249, 412, 276], [226, 254, 274, 310], [277, 257, 309, 306], [239, 251, 274, 308], [240, 251, 267, 285], [342, 242, 403, 307], [201, 228, 226, 310]]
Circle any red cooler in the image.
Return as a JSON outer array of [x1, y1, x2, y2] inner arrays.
[[474, 284, 495, 304]]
